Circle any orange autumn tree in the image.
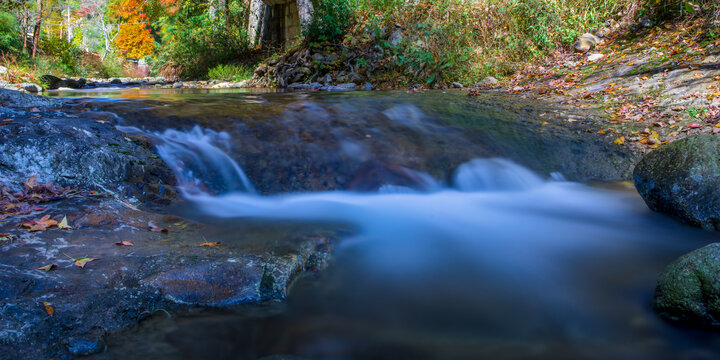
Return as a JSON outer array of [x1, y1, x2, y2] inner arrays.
[[110, 0, 156, 58]]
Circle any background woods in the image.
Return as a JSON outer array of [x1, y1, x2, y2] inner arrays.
[[0, 0, 717, 85]]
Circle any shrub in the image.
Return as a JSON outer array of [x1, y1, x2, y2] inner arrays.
[[40, 37, 81, 75], [156, 1, 250, 79], [0, 11, 20, 54], [207, 63, 253, 81], [306, 0, 353, 43], [643, 0, 720, 20]]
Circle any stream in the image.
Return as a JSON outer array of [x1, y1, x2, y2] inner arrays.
[[48, 88, 720, 359]]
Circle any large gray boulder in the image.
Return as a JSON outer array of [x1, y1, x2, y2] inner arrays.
[[633, 134, 720, 230], [654, 243, 720, 327]]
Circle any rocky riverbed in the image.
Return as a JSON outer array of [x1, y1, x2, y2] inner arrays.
[[0, 89, 336, 359], [3, 85, 720, 359]]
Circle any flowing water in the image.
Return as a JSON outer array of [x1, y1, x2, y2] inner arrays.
[[50, 89, 720, 359]]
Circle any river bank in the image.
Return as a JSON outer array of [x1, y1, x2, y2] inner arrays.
[[478, 18, 720, 154]]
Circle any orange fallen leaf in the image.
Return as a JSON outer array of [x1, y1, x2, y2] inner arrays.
[[21, 215, 58, 232], [36, 264, 57, 272], [42, 302, 54, 316], [115, 241, 134, 246], [540, 121, 549, 125], [614, 136, 625, 145], [199, 241, 221, 247], [74, 257, 98, 268]]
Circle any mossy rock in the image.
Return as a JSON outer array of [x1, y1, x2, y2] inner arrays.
[[633, 134, 720, 230], [654, 243, 720, 327]]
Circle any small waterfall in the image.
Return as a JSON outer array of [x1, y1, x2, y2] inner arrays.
[[117, 125, 255, 195], [453, 158, 543, 191]]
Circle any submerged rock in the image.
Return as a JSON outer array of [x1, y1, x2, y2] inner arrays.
[[149, 238, 332, 306], [633, 134, 720, 230], [654, 243, 720, 327]]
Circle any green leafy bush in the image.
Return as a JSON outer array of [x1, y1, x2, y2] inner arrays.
[[39, 37, 82, 75], [0, 11, 21, 53], [207, 63, 253, 81], [156, 1, 250, 79], [306, 0, 353, 43]]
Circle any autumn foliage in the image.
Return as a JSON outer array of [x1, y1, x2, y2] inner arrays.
[[111, 0, 156, 58]]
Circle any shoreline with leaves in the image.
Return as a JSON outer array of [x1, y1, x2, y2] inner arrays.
[[468, 16, 720, 154]]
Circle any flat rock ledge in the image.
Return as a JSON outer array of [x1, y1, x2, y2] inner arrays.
[[0, 197, 335, 360]]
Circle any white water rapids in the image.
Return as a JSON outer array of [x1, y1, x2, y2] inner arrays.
[[112, 117, 720, 359]]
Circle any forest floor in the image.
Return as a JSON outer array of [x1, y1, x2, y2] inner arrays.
[[478, 18, 720, 154]]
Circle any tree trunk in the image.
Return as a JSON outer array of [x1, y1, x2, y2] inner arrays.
[[219, 0, 228, 26], [247, 0, 266, 47], [67, 5, 72, 43], [21, 7, 28, 53], [297, 0, 313, 33], [31, 0, 42, 57]]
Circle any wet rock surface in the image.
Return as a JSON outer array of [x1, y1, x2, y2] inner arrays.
[[95, 91, 637, 194], [0, 88, 62, 109], [0, 89, 176, 205], [633, 134, 720, 230], [0, 88, 644, 359], [654, 243, 720, 327], [0, 196, 336, 360], [0, 89, 337, 359]]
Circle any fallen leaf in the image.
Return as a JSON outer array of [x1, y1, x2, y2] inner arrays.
[[57, 216, 72, 230], [149, 224, 168, 233], [115, 241, 134, 246], [42, 302, 54, 316], [540, 121, 549, 125], [73, 257, 98, 268], [21, 215, 58, 232], [24, 175, 38, 189], [199, 241, 221, 247], [36, 264, 57, 272], [614, 136, 625, 145], [688, 123, 702, 128]]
